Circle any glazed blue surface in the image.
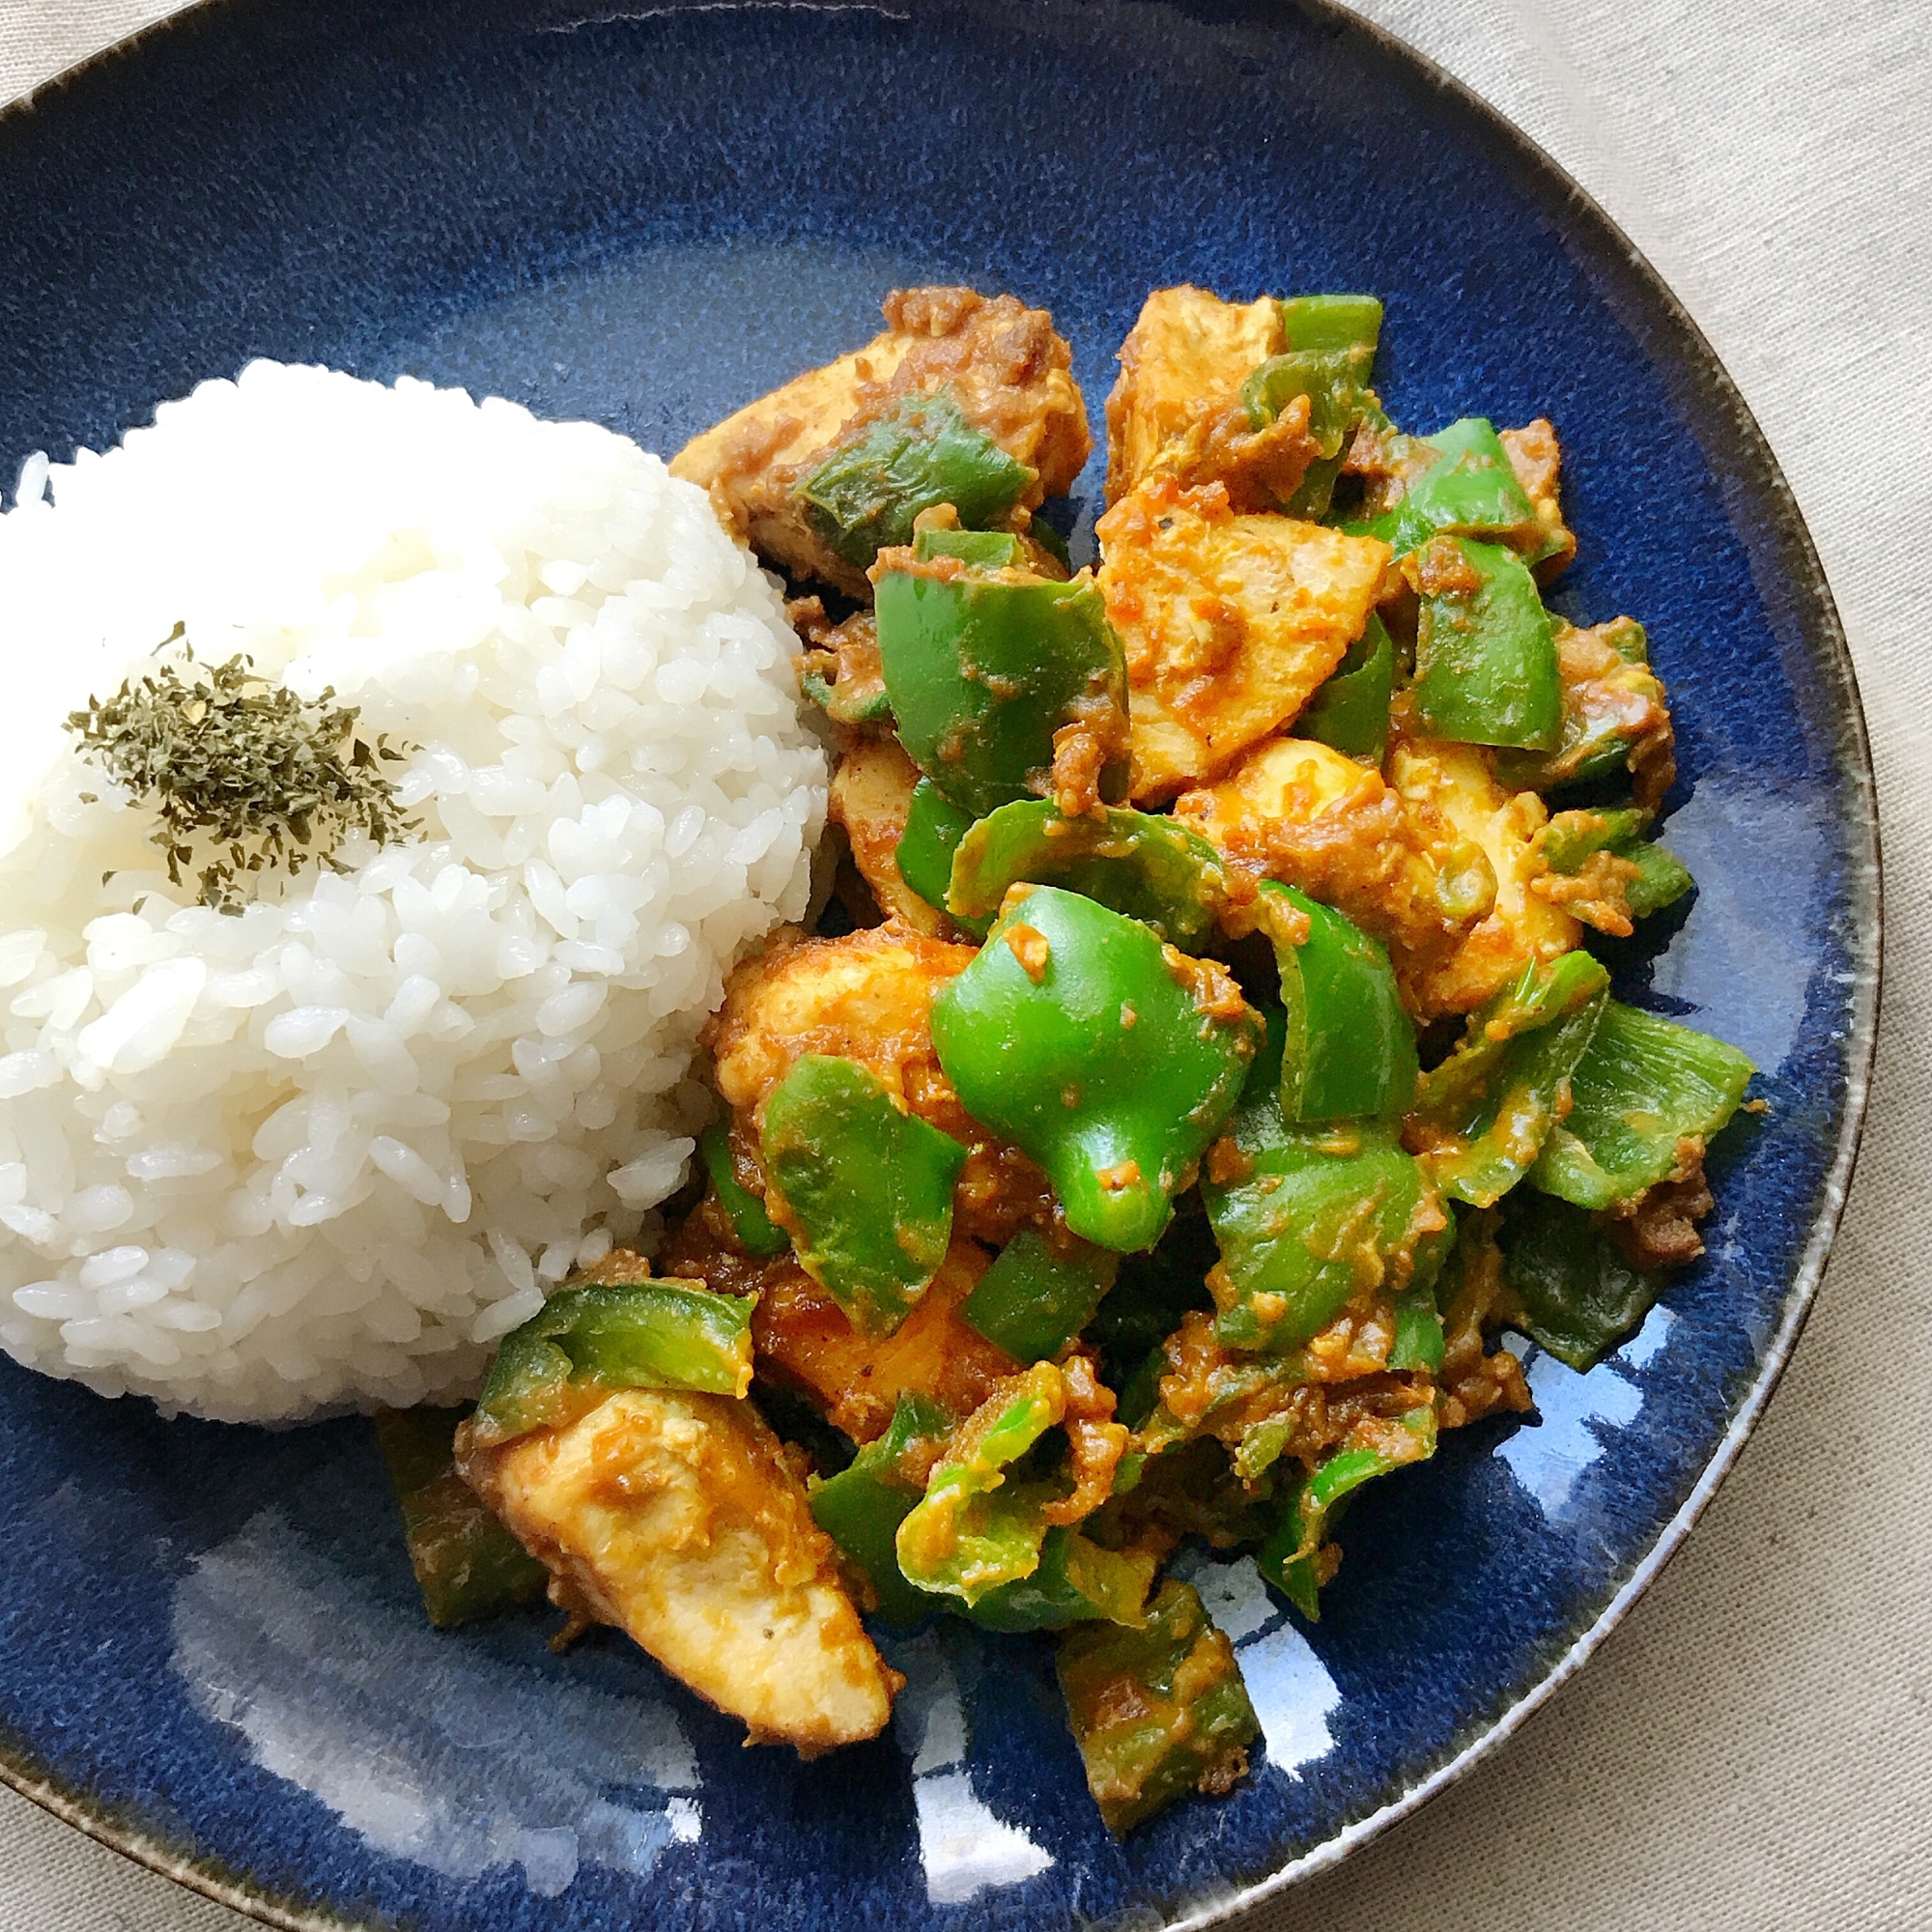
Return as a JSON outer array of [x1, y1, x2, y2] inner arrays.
[[0, 3, 1874, 1929]]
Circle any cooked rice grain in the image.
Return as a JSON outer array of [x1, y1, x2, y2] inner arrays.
[[0, 362, 825, 1420]]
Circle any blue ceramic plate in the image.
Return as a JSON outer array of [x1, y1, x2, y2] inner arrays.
[[0, 3, 1879, 1928]]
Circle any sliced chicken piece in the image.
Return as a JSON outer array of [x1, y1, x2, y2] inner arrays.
[[671, 286, 1090, 598], [706, 922, 977, 1122], [1385, 736, 1582, 1016], [751, 1237, 1019, 1444], [1103, 285, 1317, 509], [1173, 735, 1494, 979], [1095, 477, 1390, 800], [458, 1387, 898, 1752], [828, 733, 944, 936]]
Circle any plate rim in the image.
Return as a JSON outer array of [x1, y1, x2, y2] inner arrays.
[[0, 2, 1884, 1927]]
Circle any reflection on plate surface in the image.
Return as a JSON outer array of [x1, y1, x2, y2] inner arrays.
[[1629, 776, 1835, 1073], [1182, 1556, 1343, 1780], [1495, 1312, 1674, 1519], [891, 1628, 1056, 1906], [0, 0, 1874, 1928], [173, 1509, 701, 1897]]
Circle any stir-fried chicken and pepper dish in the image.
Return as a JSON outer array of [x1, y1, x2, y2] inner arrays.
[[379, 285, 1755, 1833]]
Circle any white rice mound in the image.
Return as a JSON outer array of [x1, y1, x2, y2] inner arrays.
[[0, 361, 826, 1422]]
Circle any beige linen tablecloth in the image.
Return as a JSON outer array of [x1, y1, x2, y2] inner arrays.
[[1, 3, 1926, 1926]]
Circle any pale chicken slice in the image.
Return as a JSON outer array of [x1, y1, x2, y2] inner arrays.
[[1386, 736, 1582, 1017], [706, 922, 977, 1122], [1103, 285, 1317, 509], [671, 286, 1090, 598], [1095, 478, 1390, 801], [750, 1237, 1018, 1444], [704, 923, 1055, 1252], [1172, 735, 1494, 982], [827, 733, 944, 937], [460, 1387, 898, 1752]]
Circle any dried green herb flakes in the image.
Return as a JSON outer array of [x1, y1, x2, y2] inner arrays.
[[67, 628, 416, 912]]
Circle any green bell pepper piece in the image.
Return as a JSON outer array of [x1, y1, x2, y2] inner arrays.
[[1261, 881, 1419, 1122], [1497, 1188, 1668, 1370], [1496, 1187, 1668, 1371], [1542, 807, 1694, 919], [1281, 292, 1384, 361], [874, 557, 1128, 819], [1026, 513, 1073, 572], [804, 683, 889, 726], [809, 1391, 952, 1630], [760, 1055, 967, 1336], [469, 1278, 755, 1447], [895, 1361, 1066, 1606], [1407, 951, 1610, 1208], [966, 1525, 1155, 1632], [1623, 840, 1695, 919], [1241, 296, 1383, 445], [1297, 612, 1394, 762], [1347, 414, 1548, 557], [960, 1227, 1120, 1364], [1530, 804, 1638, 873], [375, 1406, 549, 1629], [946, 799, 1232, 949], [1388, 1285, 1446, 1372], [1258, 1405, 1437, 1617], [1057, 1578, 1261, 1833], [1205, 1009, 1440, 1351], [1363, 416, 1539, 555], [1541, 805, 1650, 875], [930, 886, 1263, 1252], [1529, 1001, 1755, 1210], [895, 779, 985, 931], [1239, 294, 1383, 519], [1206, 1119, 1437, 1353], [1493, 617, 1667, 794], [1231, 1409, 1298, 1482], [795, 391, 1032, 570], [698, 1120, 787, 1258], [799, 665, 893, 727], [912, 525, 1024, 569], [1409, 536, 1562, 752]]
